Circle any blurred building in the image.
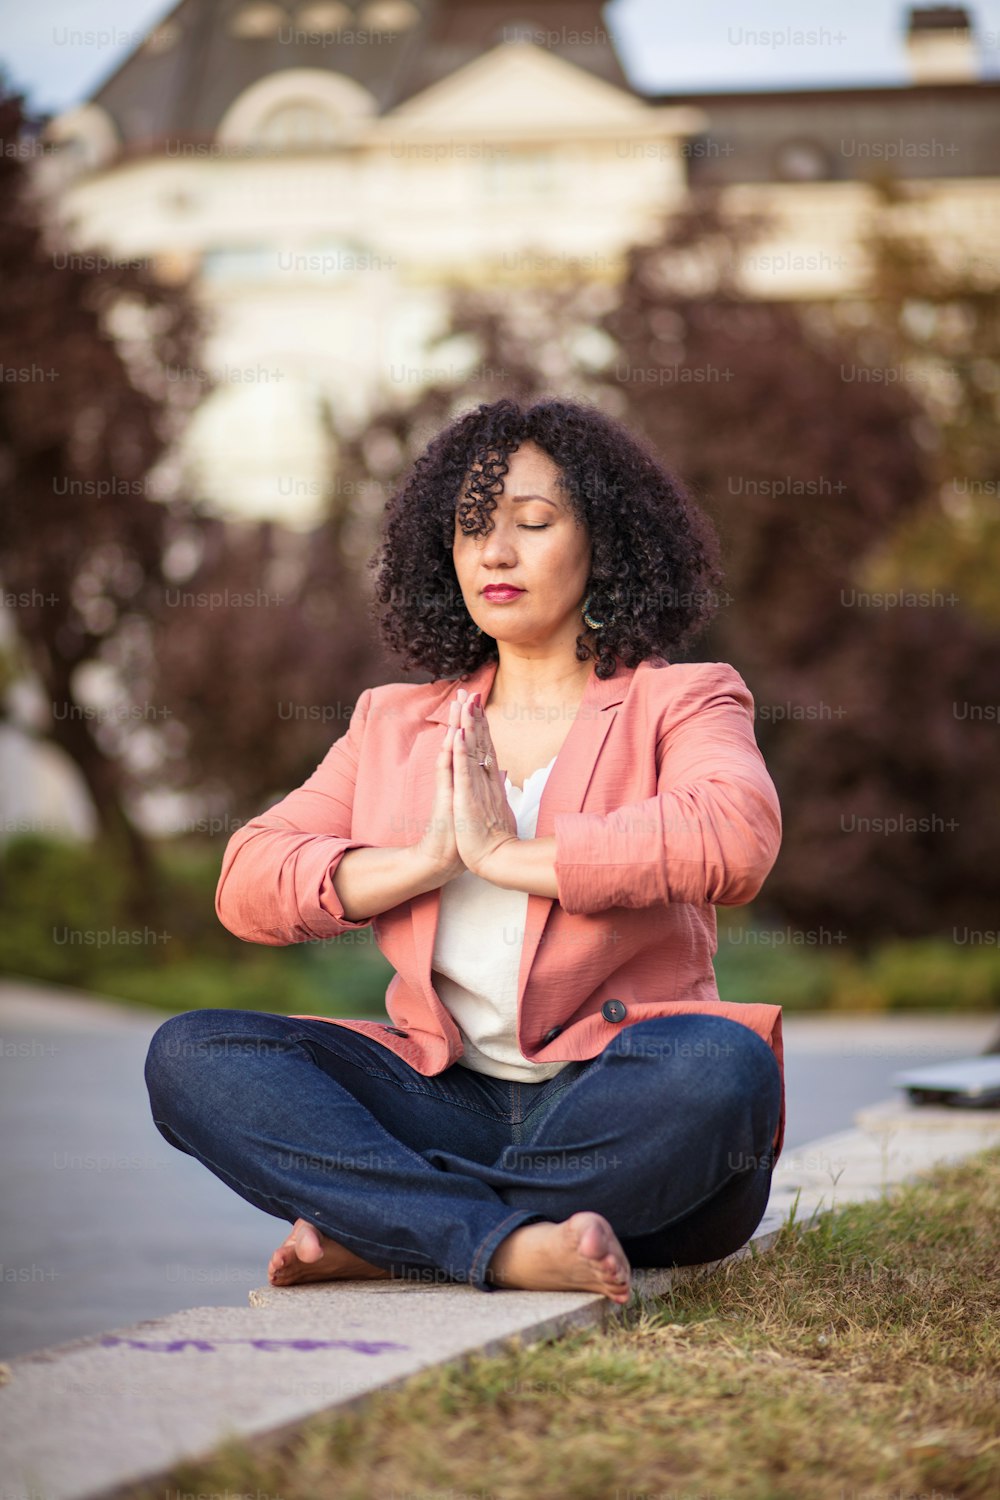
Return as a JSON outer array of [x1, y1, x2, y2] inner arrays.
[[659, 4, 999, 295], [36, 0, 1000, 526], [38, 0, 702, 524]]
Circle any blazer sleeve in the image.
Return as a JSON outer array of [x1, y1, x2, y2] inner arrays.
[[552, 663, 782, 914], [215, 688, 378, 945]]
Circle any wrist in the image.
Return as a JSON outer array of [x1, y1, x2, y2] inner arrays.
[[406, 842, 458, 892], [476, 835, 519, 886]]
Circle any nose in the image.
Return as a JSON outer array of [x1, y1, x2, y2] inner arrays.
[[477, 518, 519, 566]]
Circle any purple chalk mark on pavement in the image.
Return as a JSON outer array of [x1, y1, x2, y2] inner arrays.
[[100, 1334, 408, 1355]]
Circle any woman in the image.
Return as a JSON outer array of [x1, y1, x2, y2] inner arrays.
[[145, 396, 785, 1306]]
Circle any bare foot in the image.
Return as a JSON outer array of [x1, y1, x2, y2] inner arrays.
[[485, 1211, 632, 1303], [268, 1217, 392, 1287]]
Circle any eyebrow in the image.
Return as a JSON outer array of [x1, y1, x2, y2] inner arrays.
[[507, 493, 559, 508]]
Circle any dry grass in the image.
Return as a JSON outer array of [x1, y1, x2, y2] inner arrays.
[[126, 1147, 1000, 1500]]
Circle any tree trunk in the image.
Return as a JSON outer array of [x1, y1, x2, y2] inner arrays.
[[42, 684, 160, 927]]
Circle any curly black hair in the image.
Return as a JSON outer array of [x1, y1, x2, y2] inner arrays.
[[367, 396, 724, 681]]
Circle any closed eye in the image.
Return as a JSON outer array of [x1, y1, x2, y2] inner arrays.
[[518, 524, 549, 530]]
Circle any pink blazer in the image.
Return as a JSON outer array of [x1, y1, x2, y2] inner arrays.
[[216, 654, 787, 1158]]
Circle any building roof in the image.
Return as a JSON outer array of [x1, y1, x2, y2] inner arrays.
[[74, 0, 1000, 186], [645, 79, 1000, 184], [88, 0, 631, 150]]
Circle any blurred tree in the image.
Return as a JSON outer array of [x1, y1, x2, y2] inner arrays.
[[593, 188, 999, 943], [146, 499, 389, 822], [837, 175, 1000, 627], [0, 85, 391, 887], [0, 85, 204, 913], [319, 190, 999, 943]]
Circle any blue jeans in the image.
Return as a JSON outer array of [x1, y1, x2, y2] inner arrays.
[[144, 1010, 781, 1293]]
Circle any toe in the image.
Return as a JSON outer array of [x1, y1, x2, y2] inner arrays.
[[293, 1221, 324, 1263], [269, 1230, 297, 1266], [575, 1217, 607, 1262], [269, 1241, 301, 1281]]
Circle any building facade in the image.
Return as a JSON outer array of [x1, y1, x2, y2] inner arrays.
[[34, 0, 1000, 528]]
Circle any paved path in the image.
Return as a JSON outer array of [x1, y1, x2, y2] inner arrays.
[[1, 978, 996, 1361], [0, 982, 282, 1363], [3, 1093, 999, 1500], [781, 1011, 999, 1142]]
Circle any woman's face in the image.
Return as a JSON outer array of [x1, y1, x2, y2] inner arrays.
[[452, 440, 593, 656]]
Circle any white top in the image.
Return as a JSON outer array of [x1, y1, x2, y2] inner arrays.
[[431, 756, 571, 1082]]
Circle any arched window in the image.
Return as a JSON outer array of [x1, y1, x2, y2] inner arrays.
[[256, 101, 343, 148], [296, 3, 353, 26], [230, 3, 286, 39], [357, 0, 420, 29], [217, 69, 377, 150]]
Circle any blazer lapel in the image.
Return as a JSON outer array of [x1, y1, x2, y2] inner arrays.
[[407, 654, 635, 1012]]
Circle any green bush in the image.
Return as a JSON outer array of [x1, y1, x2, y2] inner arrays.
[[714, 910, 1000, 1013], [0, 835, 393, 1017], [831, 937, 1000, 1013]]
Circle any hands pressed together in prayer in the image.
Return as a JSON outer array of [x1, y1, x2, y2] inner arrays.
[[413, 687, 519, 884]]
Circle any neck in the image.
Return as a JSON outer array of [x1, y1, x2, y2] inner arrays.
[[488, 650, 596, 708]]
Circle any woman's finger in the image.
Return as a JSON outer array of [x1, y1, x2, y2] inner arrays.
[[469, 695, 496, 772], [457, 697, 476, 760], [438, 722, 458, 776], [468, 695, 488, 762]]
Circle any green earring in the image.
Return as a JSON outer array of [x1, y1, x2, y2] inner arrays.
[[582, 593, 605, 630]]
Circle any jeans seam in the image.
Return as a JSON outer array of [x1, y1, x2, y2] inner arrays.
[[290, 1033, 511, 1126], [524, 1075, 578, 1120]]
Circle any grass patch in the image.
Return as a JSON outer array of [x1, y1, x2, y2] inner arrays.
[[123, 1147, 1000, 1500]]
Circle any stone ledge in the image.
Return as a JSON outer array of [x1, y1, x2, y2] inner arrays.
[[3, 1099, 998, 1500], [855, 1097, 1000, 1133]]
